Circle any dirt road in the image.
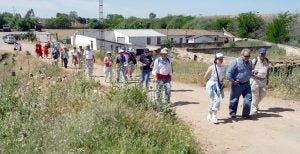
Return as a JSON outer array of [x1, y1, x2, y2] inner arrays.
[[1, 40, 300, 154]]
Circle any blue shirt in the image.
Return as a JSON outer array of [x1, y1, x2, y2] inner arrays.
[[227, 57, 252, 83], [139, 54, 153, 70]]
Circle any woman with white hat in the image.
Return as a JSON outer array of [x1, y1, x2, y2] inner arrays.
[[103, 51, 113, 83], [203, 53, 225, 124]]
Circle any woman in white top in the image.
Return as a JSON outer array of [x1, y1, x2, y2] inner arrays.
[[203, 53, 225, 124]]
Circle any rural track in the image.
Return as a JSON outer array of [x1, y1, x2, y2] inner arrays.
[[1, 40, 300, 154]]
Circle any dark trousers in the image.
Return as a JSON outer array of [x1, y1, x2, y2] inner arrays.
[[63, 58, 68, 68]]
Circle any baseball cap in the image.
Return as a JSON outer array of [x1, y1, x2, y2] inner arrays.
[[258, 48, 266, 54], [216, 53, 224, 59], [106, 51, 111, 54]]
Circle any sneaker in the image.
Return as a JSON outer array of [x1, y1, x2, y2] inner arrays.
[[207, 111, 212, 121], [211, 113, 219, 124], [242, 115, 251, 119], [230, 113, 236, 119]]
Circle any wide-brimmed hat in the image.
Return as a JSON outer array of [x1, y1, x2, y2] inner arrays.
[[118, 49, 124, 53], [106, 51, 111, 54], [161, 48, 168, 54]]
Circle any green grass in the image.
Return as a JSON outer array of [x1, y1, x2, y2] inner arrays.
[[0, 54, 200, 153], [172, 60, 210, 86]]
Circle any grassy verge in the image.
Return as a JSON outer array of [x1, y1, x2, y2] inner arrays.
[[172, 60, 210, 86], [0, 54, 200, 153]]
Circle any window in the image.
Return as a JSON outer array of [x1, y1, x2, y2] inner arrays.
[[111, 45, 114, 50], [157, 37, 161, 45], [147, 37, 151, 45], [179, 38, 183, 44]]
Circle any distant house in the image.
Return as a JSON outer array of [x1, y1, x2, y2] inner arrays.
[[154, 29, 234, 44], [71, 30, 128, 52], [71, 29, 166, 54]]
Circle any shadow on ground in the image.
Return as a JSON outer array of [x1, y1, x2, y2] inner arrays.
[[172, 101, 199, 106]]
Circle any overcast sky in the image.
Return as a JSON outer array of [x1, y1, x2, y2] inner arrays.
[[1, 0, 299, 18]]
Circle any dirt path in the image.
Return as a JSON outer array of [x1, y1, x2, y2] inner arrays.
[[1, 41, 300, 154]]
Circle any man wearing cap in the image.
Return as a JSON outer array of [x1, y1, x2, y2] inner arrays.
[[227, 48, 252, 119], [250, 48, 270, 114], [139, 48, 153, 89], [152, 48, 172, 102], [103, 51, 113, 83], [116, 49, 128, 83], [84, 45, 95, 77]]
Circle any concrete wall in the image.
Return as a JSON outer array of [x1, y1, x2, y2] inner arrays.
[[166, 35, 187, 44], [73, 35, 97, 50]]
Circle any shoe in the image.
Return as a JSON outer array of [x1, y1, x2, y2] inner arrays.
[[230, 113, 236, 119], [207, 111, 212, 121], [211, 111, 219, 124], [242, 115, 251, 119], [251, 109, 258, 115]]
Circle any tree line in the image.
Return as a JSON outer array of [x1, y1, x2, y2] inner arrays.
[[0, 9, 297, 44]]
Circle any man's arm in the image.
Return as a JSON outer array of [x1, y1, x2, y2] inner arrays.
[[226, 60, 236, 82]]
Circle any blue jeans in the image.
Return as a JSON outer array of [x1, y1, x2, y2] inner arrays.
[[140, 69, 150, 89], [155, 77, 171, 102], [229, 82, 252, 116], [116, 67, 127, 83], [208, 84, 220, 111]]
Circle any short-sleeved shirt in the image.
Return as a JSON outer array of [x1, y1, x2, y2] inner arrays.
[[252, 57, 269, 79], [84, 50, 94, 60]]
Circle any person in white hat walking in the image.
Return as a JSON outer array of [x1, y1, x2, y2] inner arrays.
[[103, 51, 113, 83], [203, 53, 225, 124], [152, 48, 172, 102]]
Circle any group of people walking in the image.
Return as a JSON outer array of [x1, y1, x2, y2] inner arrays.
[[103, 47, 173, 102], [204, 48, 270, 124], [32, 41, 270, 120]]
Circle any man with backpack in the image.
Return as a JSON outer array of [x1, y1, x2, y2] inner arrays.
[[250, 48, 270, 114], [152, 48, 172, 103]]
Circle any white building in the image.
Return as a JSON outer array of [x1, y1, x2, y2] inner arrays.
[[113, 29, 166, 49], [71, 29, 166, 54], [71, 30, 128, 52]]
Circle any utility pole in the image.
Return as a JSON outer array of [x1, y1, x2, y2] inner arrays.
[[99, 0, 105, 51]]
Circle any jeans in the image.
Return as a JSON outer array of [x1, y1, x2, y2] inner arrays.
[[104, 66, 113, 82], [155, 77, 171, 102], [207, 83, 221, 111], [140, 69, 150, 89], [63, 58, 68, 68], [116, 67, 127, 83], [86, 59, 94, 77], [229, 81, 252, 116]]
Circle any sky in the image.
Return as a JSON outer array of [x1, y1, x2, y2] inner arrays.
[[0, 0, 299, 18]]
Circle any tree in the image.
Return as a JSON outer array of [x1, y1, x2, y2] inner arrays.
[[266, 12, 296, 43], [237, 12, 264, 38], [105, 14, 124, 28], [69, 11, 78, 22], [88, 18, 101, 29], [162, 39, 176, 49], [212, 17, 234, 30], [25, 9, 35, 18], [149, 12, 156, 19], [45, 13, 72, 29], [183, 17, 214, 29]]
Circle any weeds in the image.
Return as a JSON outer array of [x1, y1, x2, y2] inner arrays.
[[0, 54, 199, 153]]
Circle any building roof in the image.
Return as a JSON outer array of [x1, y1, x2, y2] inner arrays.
[[114, 29, 165, 37], [154, 29, 221, 36]]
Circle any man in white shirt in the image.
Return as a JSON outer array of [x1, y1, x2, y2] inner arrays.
[[152, 48, 172, 102], [250, 48, 270, 114], [84, 45, 95, 77]]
